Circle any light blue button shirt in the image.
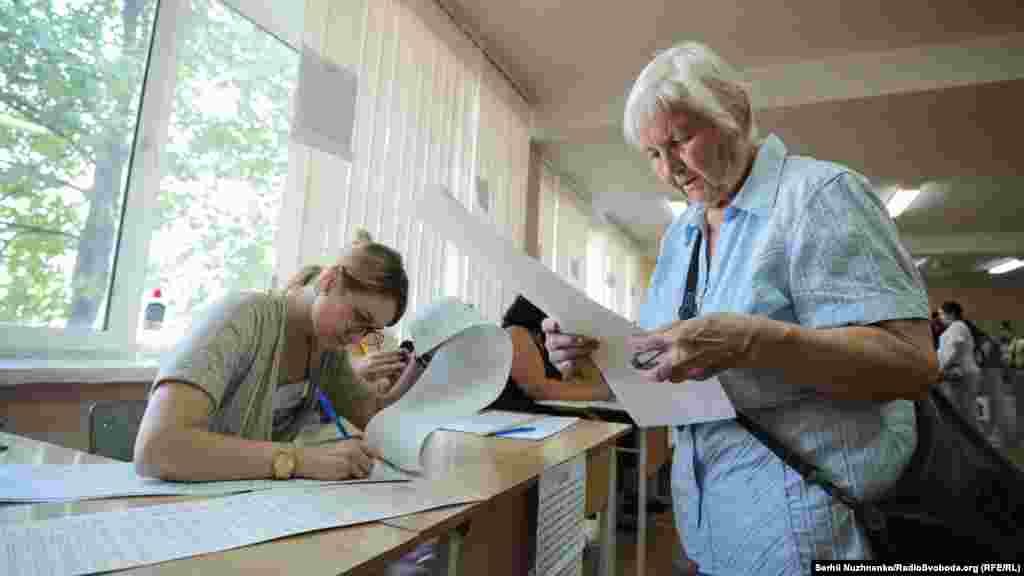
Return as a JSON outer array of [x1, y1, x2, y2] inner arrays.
[[639, 135, 928, 574]]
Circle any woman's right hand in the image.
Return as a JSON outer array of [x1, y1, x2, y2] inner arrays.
[[540, 318, 600, 379], [296, 438, 380, 480]]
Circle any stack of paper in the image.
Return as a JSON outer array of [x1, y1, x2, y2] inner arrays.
[[442, 410, 541, 435], [0, 481, 481, 576], [492, 416, 580, 440], [0, 461, 407, 504]]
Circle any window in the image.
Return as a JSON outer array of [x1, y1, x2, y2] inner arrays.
[[0, 0, 160, 335], [140, 0, 300, 350], [1, 0, 304, 357]]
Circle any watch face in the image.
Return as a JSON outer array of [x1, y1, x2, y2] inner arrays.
[[273, 451, 295, 479]]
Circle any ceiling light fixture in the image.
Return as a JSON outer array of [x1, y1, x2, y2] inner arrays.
[[886, 188, 920, 218], [988, 259, 1024, 275], [668, 200, 687, 218]]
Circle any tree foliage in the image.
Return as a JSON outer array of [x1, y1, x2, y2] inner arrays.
[[0, 0, 297, 333]]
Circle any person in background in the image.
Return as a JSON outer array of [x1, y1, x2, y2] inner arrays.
[[930, 310, 946, 350], [936, 301, 983, 426], [134, 231, 420, 482], [488, 294, 611, 412], [542, 42, 936, 573]]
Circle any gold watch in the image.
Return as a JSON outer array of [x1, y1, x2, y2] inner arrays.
[[271, 447, 298, 480]]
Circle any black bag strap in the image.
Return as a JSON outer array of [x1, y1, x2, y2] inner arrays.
[[678, 228, 703, 321], [681, 229, 875, 517]]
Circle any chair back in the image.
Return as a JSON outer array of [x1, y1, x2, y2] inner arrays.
[[88, 400, 148, 462]]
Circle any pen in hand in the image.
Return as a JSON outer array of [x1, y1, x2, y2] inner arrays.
[[316, 389, 351, 440]]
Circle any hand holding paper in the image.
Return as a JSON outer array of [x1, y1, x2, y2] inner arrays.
[[628, 313, 780, 383], [540, 317, 601, 379], [414, 186, 736, 427]]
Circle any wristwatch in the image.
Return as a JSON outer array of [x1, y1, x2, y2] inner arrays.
[[271, 447, 298, 480]]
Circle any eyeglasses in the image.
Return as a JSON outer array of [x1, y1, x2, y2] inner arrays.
[[360, 331, 384, 351]]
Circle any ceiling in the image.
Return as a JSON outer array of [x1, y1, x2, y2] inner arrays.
[[445, 0, 1024, 287]]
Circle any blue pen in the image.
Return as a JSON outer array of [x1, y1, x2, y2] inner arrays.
[[316, 388, 351, 440], [493, 426, 536, 437]]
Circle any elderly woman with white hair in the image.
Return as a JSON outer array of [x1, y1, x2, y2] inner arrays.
[[542, 42, 938, 573]]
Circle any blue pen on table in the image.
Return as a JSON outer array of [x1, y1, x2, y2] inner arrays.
[[492, 426, 536, 437], [316, 389, 351, 440]]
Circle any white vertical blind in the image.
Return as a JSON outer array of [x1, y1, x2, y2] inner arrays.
[[554, 187, 589, 293], [298, 0, 529, 335], [538, 168, 558, 271], [536, 162, 645, 320]]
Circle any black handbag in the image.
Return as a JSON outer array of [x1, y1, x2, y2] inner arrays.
[[736, 394, 1024, 561], [678, 230, 1024, 561]]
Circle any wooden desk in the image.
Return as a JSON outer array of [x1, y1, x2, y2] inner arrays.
[[379, 419, 630, 576], [0, 431, 428, 576]]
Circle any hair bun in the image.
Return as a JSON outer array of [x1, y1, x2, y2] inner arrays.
[[353, 228, 373, 245]]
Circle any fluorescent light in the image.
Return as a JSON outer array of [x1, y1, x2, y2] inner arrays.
[[886, 188, 919, 218], [668, 201, 687, 218], [988, 259, 1024, 275]]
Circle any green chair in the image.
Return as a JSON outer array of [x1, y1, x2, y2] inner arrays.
[[1008, 448, 1024, 471], [88, 400, 149, 462]]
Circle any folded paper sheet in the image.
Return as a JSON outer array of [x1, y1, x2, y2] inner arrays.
[[0, 461, 408, 503], [366, 299, 513, 471], [414, 188, 736, 427], [0, 481, 481, 576]]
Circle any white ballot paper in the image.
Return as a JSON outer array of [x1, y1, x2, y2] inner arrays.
[[0, 481, 481, 576], [365, 298, 513, 472], [414, 188, 736, 427], [0, 461, 408, 504]]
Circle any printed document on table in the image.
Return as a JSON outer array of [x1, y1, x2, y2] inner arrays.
[[0, 461, 407, 503], [535, 453, 586, 576], [443, 410, 542, 435], [365, 323, 513, 472], [493, 416, 579, 441], [0, 481, 481, 576], [414, 187, 736, 427]]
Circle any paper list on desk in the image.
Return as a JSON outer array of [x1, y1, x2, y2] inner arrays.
[[494, 416, 579, 440], [0, 461, 408, 503], [0, 481, 481, 576], [442, 410, 541, 435], [535, 454, 586, 576], [414, 187, 736, 427]]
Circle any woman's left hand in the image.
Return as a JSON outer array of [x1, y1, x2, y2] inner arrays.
[[374, 351, 426, 405], [351, 350, 409, 384], [628, 312, 764, 382]]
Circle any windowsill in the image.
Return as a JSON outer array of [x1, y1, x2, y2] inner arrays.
[[0, 357, 159, 387]]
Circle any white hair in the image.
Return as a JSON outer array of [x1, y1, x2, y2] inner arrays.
[[623, 42, 758, 149]]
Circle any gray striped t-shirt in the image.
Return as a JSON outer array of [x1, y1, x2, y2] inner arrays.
[[153, 291, 366, 441]]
